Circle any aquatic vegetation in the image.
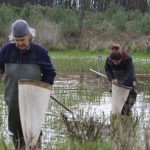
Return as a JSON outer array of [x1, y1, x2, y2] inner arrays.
[[0, 50, 150, 149], [51, 50, 150, 75]]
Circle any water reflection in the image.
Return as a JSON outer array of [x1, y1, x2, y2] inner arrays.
[[0, 74, 150, 149]]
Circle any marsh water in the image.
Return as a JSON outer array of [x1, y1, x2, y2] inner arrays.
[[0, 72, 150, 149]]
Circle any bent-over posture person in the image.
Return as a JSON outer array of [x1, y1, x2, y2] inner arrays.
[[0, 19, 56, 150], [105, 49, 137, 115]]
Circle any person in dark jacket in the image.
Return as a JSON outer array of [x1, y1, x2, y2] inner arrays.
[[105, 49, 137, 115], [0, 19, 56, 150]]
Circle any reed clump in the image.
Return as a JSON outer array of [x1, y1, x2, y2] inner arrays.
[[61, 112, 144, 150], [61, 113, 110, 141]]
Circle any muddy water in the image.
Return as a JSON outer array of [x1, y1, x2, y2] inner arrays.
[[0, 73, 150, 148], [42, 73, 150, 148]]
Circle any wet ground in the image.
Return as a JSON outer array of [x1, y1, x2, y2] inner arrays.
[[43, 73, 150, 148], [0, 73, 150, 149]]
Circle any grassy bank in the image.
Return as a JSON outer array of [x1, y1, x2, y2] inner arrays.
[[50, 49, 150, 75]]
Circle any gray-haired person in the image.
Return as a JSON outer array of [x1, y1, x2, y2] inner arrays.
[[0, 19, 56, 149]]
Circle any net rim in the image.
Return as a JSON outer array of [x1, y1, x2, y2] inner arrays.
[[18, 79, 52, 90]]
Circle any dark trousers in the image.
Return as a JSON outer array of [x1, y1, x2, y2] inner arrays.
[[8, 106, 25, 150], [8, 106, 42, 150], [121, 89, 137, 115]]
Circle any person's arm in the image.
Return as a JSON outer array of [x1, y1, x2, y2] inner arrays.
[[38, 47, 56, 85], [105, 58, 114, 82], [41, 57, 56, 85], [119, 57, 135, 87]]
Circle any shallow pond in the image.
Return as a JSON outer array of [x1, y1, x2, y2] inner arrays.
[[44, 73, 150, 148], [0, 72, 150, 149]]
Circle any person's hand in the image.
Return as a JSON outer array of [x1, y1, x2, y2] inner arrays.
[[112, 79, 118, 85]]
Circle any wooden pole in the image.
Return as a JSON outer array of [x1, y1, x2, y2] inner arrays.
[[50, 95, 73, 114], [89, 68, 133, 89]]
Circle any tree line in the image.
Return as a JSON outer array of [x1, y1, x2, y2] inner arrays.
[[0, 0, 149, 12]]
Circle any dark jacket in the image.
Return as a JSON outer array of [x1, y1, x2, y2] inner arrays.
[[0, 42, 56, 85], [105, 52, 136, 87]]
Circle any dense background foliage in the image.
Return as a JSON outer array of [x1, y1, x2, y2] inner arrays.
[[0, 1, 150, 51]]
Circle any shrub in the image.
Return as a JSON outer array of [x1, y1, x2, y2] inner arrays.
[[138, 13, 150, 35], [20, 3, 43, 25], [0, 4, 17, 36], [84, 12, 105, 29], [111, 9, 127, 31], [105, 2, 121, 20]]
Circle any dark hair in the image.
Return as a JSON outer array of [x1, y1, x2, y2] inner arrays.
[[109, 51, 122, 60], [111, 44, 121, 51]]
